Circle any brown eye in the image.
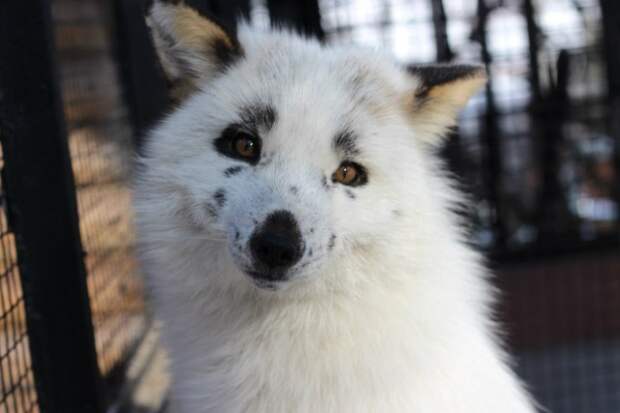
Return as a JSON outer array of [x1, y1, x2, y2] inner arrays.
[[332, 161, 367, 186], [214, 126, 261, 164], [234, 134, 258, 158]]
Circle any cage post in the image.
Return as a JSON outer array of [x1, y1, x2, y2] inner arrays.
[[0, 1, 105, 412], [267, 0, 324, 40], [523, 0, 573, 241], [600, 0, 620, 227], [522, 0, 541, 102], [474, 0, 506, 249], [429, 0, 453, 62], [600, 0, 620, 99], [197, 0, 251, 29], [113, 0, 169, 146], [427, 0, 466, 180]]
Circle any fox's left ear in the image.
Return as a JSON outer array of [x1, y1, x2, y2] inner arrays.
[[406, 64, 486, 146], [145, 0, 243, 101]]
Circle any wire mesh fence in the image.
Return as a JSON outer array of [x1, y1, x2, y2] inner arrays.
[[0, 151, 38, 413], [0, 0, 153, 410], [499, 252, 620, 412], [52, 0, 148, 381], [0, 0, 149, 411]]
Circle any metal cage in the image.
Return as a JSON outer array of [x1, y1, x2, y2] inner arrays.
[[0, 1, 618, 412]]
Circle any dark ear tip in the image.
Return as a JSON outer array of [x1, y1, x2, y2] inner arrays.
[[408, 63, 486, 91], [467, 64, 487, 77]]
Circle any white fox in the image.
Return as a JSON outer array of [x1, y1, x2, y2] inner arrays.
[[134, 1, 537, 412]]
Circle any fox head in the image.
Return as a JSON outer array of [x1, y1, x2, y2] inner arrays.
[[135, 0, 486, 294]]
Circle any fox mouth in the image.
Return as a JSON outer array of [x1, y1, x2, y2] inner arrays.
[[246, 272, 281, 290], [245, 269, 288, 290], [252, 279, 279, 291]]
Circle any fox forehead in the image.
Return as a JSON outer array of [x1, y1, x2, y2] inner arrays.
[[237, 26, 413, 89], [195, 30, 415, 141]]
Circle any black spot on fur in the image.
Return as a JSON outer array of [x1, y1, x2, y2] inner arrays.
[[235, 230, 240, 241], [334, 129, 360, 156], [321, 175, 329, 190], [205, 203, 218, 218], [289, 186, 299, 195], [393, 209, 403, 218], [224, 166, 244, 177], [308, 248, 313, 257], [309, 228, 315, 233], [214, 189, 226, 207], [345, 189, 356, 200], [328, 234, 336, 251]]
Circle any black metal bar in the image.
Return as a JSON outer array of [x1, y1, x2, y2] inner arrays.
[[0, 1, 105, 412], [473, 0, 506, 248], [599, 0, 620, 100], [538, 50, 575, 239], [429, 0, 454, 62], [522, 0, 573, 241], [427, 0, 463, 181], [599, 0, 620, 234], [522, 0, 541, 101], [521, 0, 546, 229], [113, 0, 169, 147], [198, 0, 251, 29], [266, 0, 325, 40]]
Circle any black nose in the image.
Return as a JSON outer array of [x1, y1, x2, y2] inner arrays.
[[249, 210, 303, 280]]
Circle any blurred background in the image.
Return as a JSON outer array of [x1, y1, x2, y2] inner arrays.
[[0, 0, 618, 412]]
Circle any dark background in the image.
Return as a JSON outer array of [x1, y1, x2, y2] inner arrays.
[[0, 0, 618, 412]]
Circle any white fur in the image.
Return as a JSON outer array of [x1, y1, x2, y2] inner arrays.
[[134, 16, 536, 413]]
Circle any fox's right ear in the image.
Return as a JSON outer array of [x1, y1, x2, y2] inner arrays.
[[145, 0, 243, 100], [406, 64, 486, 146]]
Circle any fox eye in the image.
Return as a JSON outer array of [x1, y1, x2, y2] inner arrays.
[[233, 133, 258, 159], [332, 161, 367, 186], [214, 127, 261, 164]]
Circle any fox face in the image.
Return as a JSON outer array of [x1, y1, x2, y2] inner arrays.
[[136, 1, 486, 293]]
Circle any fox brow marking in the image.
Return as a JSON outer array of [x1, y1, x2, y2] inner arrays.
[[239, 103, 276, 132], [333, 129, 359, 157]]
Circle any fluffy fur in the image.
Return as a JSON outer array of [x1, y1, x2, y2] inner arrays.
[[134, 2, 536, 412]]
